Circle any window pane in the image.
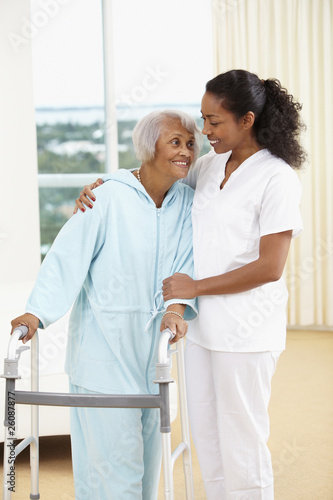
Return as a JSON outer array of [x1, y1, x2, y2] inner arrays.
[[31, 0, 105, 255], [36, 122, 105, 175], [39, 187, 80, 259], [112, 0, 213, 168]]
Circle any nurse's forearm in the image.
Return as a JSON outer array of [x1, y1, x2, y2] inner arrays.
[[195, 258, 278, 296]]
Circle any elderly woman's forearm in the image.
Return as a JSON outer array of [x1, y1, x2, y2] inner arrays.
[[166, 303, 186, 315]]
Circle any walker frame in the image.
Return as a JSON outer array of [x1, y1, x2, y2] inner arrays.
[[2, 326, 194, 500]]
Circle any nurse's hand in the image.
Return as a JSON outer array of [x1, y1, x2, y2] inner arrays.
[[73, 178, 104, 214], [11, 313, 40, 344], [162, 273, 198, 301], [160, 312, 188, 345]]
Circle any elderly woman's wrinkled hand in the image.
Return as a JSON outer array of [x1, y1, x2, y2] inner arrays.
[[160, 312, 188, 345], [162, 273, 197, 301], [11, 313, 40, 344], [73, 178, 104, 214]]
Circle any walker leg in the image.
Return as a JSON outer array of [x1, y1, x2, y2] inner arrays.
[[29, 334, 40, 500], [29, 409, 39, 499], [3, 428, 14, 500], [162, 433, 174, 500], [3, 380, 15, 500], [177, 340, 194, 500], [159, 379, 174, 500]]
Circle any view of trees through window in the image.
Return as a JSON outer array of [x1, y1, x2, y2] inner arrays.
[[37, 117, 105, 259]]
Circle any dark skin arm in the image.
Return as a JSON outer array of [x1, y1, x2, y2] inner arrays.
[[162, 230, 293, 300], [160, 304, 188, 345], [11, 313, 40, 344]]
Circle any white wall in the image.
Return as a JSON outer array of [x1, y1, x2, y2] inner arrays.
[[0, 1, 72, 441], [0, 0, 41, 333]]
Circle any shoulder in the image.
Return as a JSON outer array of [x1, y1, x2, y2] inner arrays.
[[92, 180, 116, 203], [97, 170, 135, 194], [92, 171, 137, 211], [258, 150, 301, 183], [172, 182, 195, 209], [196, 150, 223, 169], [177, 181, 194, 197], [196, 149, 216, 163], [164, 182, 194, 220], [185, 150, 229, 189], [199, 150, 230, 176], [259, 151, 302, 198]]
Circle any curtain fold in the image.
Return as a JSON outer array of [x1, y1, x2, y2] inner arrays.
[[212, 0, 333, 327]]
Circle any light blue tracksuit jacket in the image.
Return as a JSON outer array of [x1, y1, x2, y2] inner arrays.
[[26, 169, 197, 499]]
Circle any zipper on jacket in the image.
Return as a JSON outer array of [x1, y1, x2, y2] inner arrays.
[[145, 208, 161, 392]]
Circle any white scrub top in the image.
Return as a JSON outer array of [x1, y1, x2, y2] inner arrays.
[[186, 148, 303, 352]]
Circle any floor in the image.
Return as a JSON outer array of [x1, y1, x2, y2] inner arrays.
[[1, 330, 333, 499]]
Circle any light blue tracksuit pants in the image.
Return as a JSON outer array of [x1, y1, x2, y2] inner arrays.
[[69, 383, 162, 500]]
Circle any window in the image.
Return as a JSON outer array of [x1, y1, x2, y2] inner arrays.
[[32, 0, 213, 258], [32, 0, 105, 257]]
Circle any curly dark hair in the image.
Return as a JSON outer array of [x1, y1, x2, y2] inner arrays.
[[205, 70, 307, 169]]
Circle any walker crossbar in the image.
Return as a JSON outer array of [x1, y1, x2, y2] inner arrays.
[[14, 436, 36, 458], [11, 392, 162, 409], [171, 442, 189, 469], [2, 327, 194, 500]]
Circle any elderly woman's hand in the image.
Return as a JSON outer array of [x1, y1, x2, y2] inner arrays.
[[11, 313, 40, 344], [162, 273, 198, 301], [160, 311, 188, 345], [73, 178, 104, 214]]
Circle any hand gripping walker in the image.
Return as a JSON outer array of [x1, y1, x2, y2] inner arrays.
[[2, 326, 194, 500]]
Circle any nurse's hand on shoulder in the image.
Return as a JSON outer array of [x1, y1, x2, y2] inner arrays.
[[162, 273, 197, 301], [10, 313, 40, 344], [160, 313, 188, 345], [73, 178, 104, 214]]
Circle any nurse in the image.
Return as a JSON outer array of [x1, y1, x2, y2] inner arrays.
[[10, 110, 202, 500], [163, 70, 305, 499], [74, 70, 305, 499]]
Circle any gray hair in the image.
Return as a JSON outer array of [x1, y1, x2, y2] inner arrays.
[[132, 110, 203, 164]]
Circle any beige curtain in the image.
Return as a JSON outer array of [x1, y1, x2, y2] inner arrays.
[[212, 0, 333, 328]]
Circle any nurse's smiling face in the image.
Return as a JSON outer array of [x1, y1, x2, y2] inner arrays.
[[153, 118, 195, 182], [201, 92, 250, 155]]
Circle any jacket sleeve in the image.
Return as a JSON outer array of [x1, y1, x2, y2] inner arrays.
[[26, 202, 106, 329], [164, 190, 198, 321]]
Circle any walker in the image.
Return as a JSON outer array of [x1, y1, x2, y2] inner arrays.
[[2, 326, 194, 500]]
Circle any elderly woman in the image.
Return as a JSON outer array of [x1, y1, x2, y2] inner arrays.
[[11, 110, 202, 500], [75, 70, 305, 500]]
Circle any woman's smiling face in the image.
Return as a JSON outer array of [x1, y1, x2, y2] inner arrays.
[[200, 92, 249, 154], [152, 118, 196, 181]]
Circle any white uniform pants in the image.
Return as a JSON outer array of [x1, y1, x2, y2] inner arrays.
[[185, 341, 280, 500]]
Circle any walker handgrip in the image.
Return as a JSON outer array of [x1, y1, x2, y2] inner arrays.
[[158, 328, 175, 364], [164, 327, 176, 341], [7, 326, 29, 360]]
